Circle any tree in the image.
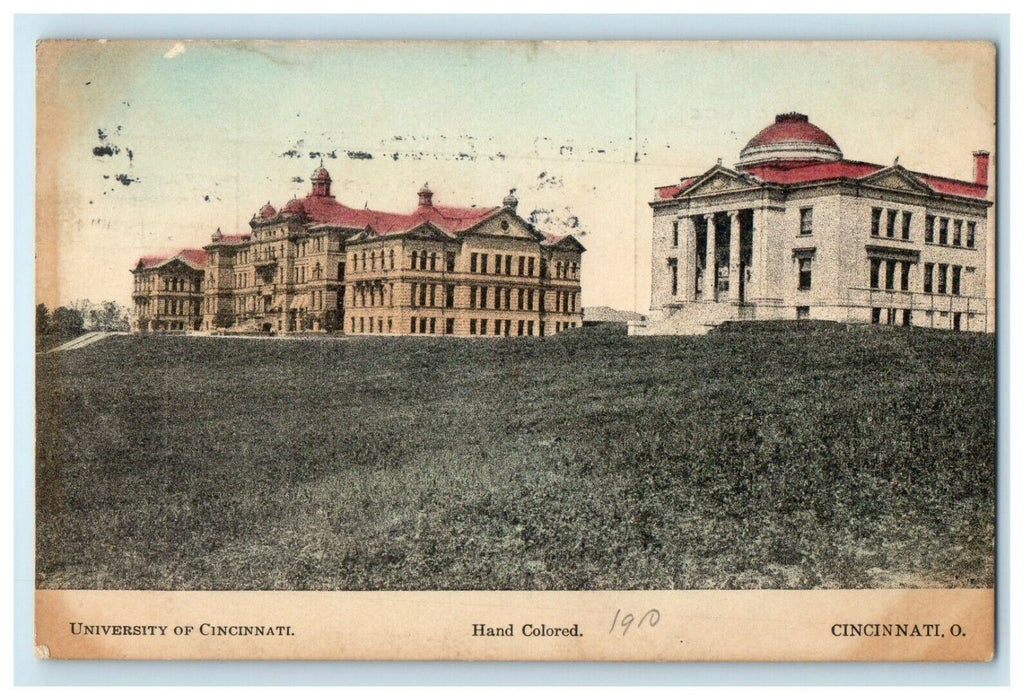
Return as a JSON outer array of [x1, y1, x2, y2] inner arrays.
[[36, 303, 51, 337], [50, 306, 85, 339], [88, 301, 131, 332]]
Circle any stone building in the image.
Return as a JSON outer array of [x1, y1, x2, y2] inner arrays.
[[133, 166, 585, 336], [641, 112, 994, 334], [130, 249, 207, 332]]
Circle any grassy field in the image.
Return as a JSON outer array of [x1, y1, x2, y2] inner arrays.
[[35, 323, 995, 590]]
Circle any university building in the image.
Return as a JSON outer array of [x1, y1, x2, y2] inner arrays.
[[130, 249, 207, 332], [641, 112, 993, 334], [132, 166, 585, 336]]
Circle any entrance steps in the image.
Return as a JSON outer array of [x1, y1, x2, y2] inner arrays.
[[630, 302, 757, 336]]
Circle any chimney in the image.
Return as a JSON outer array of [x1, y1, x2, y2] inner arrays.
[[417, 183, 433, 208], [973, 151, 990, 186]]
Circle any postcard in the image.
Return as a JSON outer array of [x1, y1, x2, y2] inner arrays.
[[34, 39, 996, 661]]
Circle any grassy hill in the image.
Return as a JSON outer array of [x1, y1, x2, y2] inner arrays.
[[35, 323, 996, 590]]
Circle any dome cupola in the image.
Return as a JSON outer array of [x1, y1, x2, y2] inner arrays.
[[311, 164, 332, 197], [417, 183, 434, 208], [737, 112, 842, 167]]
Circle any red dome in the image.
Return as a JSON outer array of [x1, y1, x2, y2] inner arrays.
[[745, 113, 838, 150], [280, 198, 306, 218], [259, 202, 277, 219], [312, 166, 331, 181], [738, 113, 842, 166]]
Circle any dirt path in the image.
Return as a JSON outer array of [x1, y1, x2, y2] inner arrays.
[[44, 331, 127, 353]]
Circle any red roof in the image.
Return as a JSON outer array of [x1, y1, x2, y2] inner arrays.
[[656, 177, 698, 200], [135, 248, 208, 270], [744, 112, 839, 151], [271, 191, 499, 236], [656, 160, 988, 201]]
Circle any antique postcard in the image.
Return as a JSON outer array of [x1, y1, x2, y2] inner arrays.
[[34, 39, 996, 661]]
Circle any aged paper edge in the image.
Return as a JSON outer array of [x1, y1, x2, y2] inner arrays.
[[36, 588, 994, 661]]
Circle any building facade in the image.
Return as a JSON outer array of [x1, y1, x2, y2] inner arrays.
[[642, 112, 993, 334], [130, 249, 207, 332], [133, 167, 585, 336]]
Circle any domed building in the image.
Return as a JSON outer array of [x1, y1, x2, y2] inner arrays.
[[644, 112, 993, 334], [133, 164, 585, 336]]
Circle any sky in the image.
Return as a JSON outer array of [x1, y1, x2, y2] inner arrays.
[[36, 40, 996, 312]]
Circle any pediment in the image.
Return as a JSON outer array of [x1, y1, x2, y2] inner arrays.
[[156, 258, 201, 274], [681, 167, 757, 197], [861, 166, 933, 194], [466, 210, 542, 241], [404, 222, 453, 241]]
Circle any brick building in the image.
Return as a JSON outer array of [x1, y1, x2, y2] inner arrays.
[[642, 112, 994, 334], [133, 166, 585, 336]]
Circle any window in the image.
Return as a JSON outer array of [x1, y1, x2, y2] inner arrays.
[[445, 285, 455, 308], [669, 258, 678, 296], [672, 220, 680, 247], [528, 258, 536, 277], [505, 255, 512, 275], [884, 260, 896, 290], [470, 253, 478, 273], [480, 287, 487, 308], [939, 219, 948, 245], [886, 210, 897, 238], [469, 285, 478, 309], [871, 208, 882, 237], [938, 263, 948, 294], [796, 306, 810, 320], [528, 321, 534, 336], [924, 263, 934, 293], [925, 216, 935, 243], [518, 256, 525, 276], [966, 221, 976, 248], [411, 251, 418, 269], [800, 207, 813, 237], [900, 263, 910, 291], [872, 307, 881, 324], [430, 252, 437, 271], [902, 309, 912, 327], [480, 319, 487, 335], [470, 319, 477, 335], [952, 220, 962, 246], [953, 313, 962, 331], [445, 318, 454, 335], [798, 257, 812, 290], [495, 254, 503, 274], [480, 253, 488, 273], [951, 265, 962, 295], [870, 258, 881, 289], [494, 288, 501, 310], [494, 319, 502, 336], [420, 251, 428, 270]]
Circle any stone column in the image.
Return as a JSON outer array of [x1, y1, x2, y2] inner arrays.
[[703, 213, 716, 302], [679, 214, 693, 303], [751, 207, 767, 302], [729, 211, 742, 303]]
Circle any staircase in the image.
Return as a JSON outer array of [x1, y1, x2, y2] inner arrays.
[[630, 302, 755, 336]]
